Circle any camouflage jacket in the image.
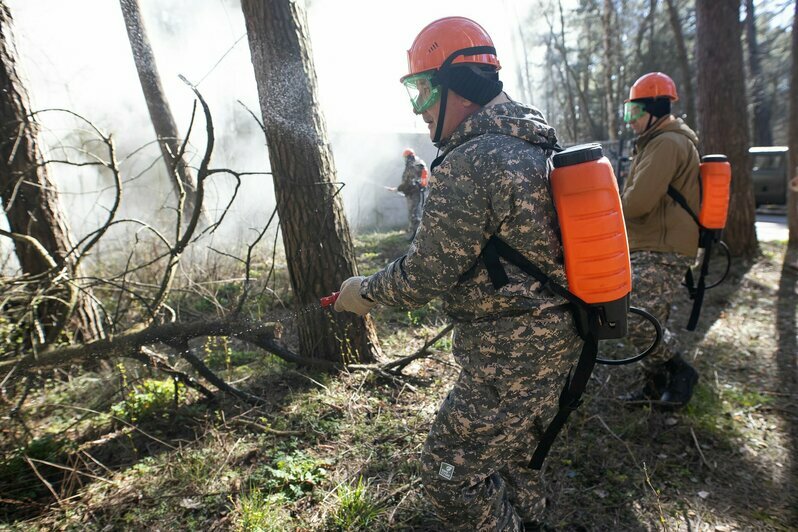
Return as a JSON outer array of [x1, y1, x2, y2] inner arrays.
[[398, 155, 427, 197], [363, 97, 568, 323]]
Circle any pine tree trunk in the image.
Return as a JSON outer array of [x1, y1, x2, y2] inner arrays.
[[0, 2, 104, 342], [744, 0, 773, 147], [696, 0, 758, 258], [240, 0, 380, 363], [664, 0, 697, 129], [602, 0, 619, 141], [119, 0, 201, 221], [788, 0, 798, 247]]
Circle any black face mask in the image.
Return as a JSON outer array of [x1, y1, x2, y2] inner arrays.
[[428, 46, 501, 146], [645, 97, 671, 118]]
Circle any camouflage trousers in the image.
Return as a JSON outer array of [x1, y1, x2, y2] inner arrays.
[[628, 250, 694, 372], [420, 309, 582, 531], [405, 193, 424, 237]]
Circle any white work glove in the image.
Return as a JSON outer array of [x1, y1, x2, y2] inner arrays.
[[334, 276, 377, 315]]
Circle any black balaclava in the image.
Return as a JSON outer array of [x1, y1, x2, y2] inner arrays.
[[429, 46, 503, 147], [444, 65, 503, 106], [635, 97, 671, 132]]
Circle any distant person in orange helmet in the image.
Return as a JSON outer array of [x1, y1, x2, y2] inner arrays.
[[620, 72, 700, 407], [394, 147, 429, 240]]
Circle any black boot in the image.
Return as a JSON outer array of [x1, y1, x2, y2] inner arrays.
[[619, 370, 668, 402], [660, 354, 699, 406]]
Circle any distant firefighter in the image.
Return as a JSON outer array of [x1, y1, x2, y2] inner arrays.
[[396, 148, 428, 239]]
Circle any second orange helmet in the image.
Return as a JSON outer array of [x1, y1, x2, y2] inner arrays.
[[627, 72, 679, 102]]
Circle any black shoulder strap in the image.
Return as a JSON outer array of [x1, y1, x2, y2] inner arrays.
[[483, 236, 586, 309], [667, 185, 701, 227]]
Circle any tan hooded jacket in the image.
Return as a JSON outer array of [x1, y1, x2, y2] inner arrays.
[[622, 117, 701, 257]]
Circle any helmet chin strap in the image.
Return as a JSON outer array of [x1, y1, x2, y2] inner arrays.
[[642, 113, 655, 134], [432, 90, 448, 147], [429, 45, 497, 147]]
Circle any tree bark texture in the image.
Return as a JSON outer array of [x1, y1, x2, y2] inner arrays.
[[240, 0, 380, 363], [744, 0, 773, 147], [789, 0, 798, 246], [664, 0, 697, 129], [0, 2, 104, 342], [119, 0, 201, 220], [602, 0, 619, 141], [696, 0, 758, 257]]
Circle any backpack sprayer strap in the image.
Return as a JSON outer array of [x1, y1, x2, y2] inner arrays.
[[480, 237, 598, 470], [483, 236, 587, 318], [478, 236, 661, 469], [528, 333, 597, 470], [667, 185, 729, 331], [667, 185, 701, 226]]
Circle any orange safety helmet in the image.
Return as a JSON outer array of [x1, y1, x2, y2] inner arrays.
[[401, 16, 501, 81], [627, 72, 679, 102], [403, 148, 415, 157]]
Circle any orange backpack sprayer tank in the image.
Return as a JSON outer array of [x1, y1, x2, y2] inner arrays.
[[550, 143, 631, 339], [698, 155, 732, 229], [667, 154, 733, 330]]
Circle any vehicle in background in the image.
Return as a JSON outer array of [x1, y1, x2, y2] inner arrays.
[[750, 146, 789, 206]]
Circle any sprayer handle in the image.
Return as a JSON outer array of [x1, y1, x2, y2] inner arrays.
[[320, 291, 340, 308]]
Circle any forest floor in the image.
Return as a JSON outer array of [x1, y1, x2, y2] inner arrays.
[[0, 232, 796, 531]]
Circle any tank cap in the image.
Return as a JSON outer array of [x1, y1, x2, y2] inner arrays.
[[553, 143, 604, 168], [701, 154, 728, 163]]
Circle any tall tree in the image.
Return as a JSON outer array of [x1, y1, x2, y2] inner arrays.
[[744, 0, 774, 146], [788, 0, 798, 247], [664, 0, 697, 128], [0, 1, 104, 342], [119, 0, 201, 221], [240, 0, 380, 363], [601, 0, 620, 140], [696, 0, 758, 257]]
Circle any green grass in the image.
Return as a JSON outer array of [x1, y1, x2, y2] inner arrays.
[[110, 378, 184, 422], [328, 477, 383, 531], [250, 450, 329, 501], [231, 487, 292, 531]]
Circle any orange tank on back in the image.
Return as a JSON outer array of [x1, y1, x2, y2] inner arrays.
[[697, 155, 732, 230], [550, 144, 631, 306]]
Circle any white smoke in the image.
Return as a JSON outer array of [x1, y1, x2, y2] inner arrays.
[[5, 0, 538, 257]]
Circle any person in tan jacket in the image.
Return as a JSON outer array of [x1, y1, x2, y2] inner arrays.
[[620, 72, 700, 406]]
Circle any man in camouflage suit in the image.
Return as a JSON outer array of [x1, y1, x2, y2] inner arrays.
[[396, 148, 428, 239], [335, 17, 581, 530], [621, 72, 700, 406]]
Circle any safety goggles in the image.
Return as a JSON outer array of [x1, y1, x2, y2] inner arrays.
[[402, 71, 441, 114], [623, 101, 646, 123]]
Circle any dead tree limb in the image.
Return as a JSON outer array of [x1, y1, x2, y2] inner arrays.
[[11, 318, 283, 372], [347, 323, 454, 375]]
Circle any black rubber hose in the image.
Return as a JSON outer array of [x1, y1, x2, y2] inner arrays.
[[597, 306, 663, 366]]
